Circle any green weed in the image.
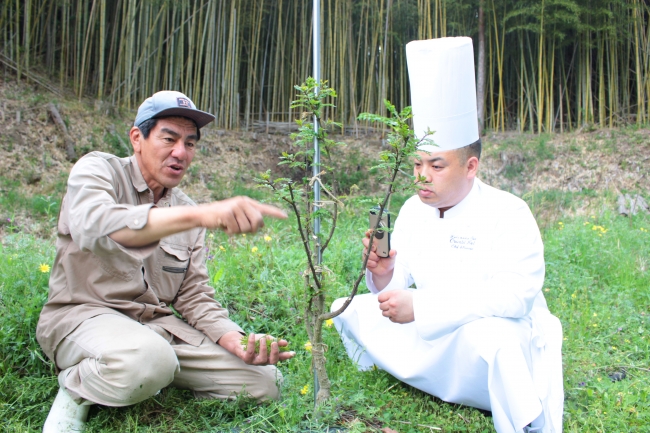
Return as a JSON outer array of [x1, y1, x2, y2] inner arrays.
[[103, 130, 132, 158], [544, 212, 650, 431], [0, 191, 649, 431], [0, 178, 62, 223]]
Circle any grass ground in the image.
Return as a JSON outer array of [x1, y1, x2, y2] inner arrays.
[[0, 181, 649, 432]]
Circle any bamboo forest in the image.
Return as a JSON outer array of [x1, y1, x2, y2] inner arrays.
[[1, 0, 648, 132]]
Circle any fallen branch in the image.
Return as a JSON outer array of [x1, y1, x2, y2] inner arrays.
[[47, 103, 77, 161]]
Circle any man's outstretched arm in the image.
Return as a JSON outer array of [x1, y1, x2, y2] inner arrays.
[[109, 196, 287, 248]]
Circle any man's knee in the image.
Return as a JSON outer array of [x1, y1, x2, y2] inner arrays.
[[255, 365, 283, 400], [194, 365, 283, 401], [94, 332, 179, 405], [235, 365, 283, 401]]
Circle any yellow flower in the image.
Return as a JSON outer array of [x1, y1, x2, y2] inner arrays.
[[611, 346, 617, 350], [640, 228, 647, 232], [597, 377, 602, 382], [325, 319, 334, 328], [625, 339, 630, 343], [39, 264, 50, 273], [251, 247, 259, 253], [219, 245, 226, 252], [563, 337, 568, 341], [591, 225, 608, 234], [300, 384, 309, 395], [593, 313, 597, 317], [571, 293, 577, 299], [593, 323, 598, 327], [544, 288, 550, 292], [304, 341, 312, 352], [208, 233, 214, 238], [264, 235, 272, 242], [242, 233, 246, 237]]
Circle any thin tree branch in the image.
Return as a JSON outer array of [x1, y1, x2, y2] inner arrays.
[[285, 183, 322, 291], [321, 135, 404, 321], [320, 202, 337, 253]]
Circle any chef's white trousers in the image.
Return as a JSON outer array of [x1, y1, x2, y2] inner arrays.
[[332, 295, 546, 433]]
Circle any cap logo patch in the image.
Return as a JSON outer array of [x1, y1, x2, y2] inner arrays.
[[177, 97, 191, 108]]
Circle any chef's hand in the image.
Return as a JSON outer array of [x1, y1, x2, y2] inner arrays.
[[378, 290, 414, 323], [218, 331, 295, 365], [362, 229, 397, 276]]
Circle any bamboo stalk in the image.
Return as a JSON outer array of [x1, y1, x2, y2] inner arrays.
[[78, 0, 97, 99], [14, 0, 20, 81], [547, 37, 555, 132], [24, 0, 30, 76], [537, 0, 544, 133], [98, 0, 106, 100], [598, 32, 606, 127]]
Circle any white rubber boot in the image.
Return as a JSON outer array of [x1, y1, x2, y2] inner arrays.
[[42, 387, 90, 433]]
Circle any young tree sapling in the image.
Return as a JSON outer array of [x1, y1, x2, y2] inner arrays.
[[258, 77, 432, 405]]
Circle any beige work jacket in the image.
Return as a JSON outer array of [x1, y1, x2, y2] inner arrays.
[[36, 152, 243, 361]]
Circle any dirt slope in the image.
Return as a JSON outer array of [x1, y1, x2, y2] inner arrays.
[[1, 77, 649, 212]]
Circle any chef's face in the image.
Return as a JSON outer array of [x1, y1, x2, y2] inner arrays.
[[412, 149, 478, 208], [130, 117, 198, 201]]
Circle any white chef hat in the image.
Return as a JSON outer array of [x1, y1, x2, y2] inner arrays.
[[406, 37, 479, 152]]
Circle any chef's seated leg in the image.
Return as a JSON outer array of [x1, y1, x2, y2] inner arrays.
[[55, 314, 180, 406], [457, 316, 533, 363], [330, 296, 377, 370], [453, 317, 543, 432]]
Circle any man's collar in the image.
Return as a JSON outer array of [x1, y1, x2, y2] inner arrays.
[[129, 155, 173, 204], [129, 155, 150, 193], [436, 178, 478, 219]]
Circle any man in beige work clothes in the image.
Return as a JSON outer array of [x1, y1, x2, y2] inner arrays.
[[37, 90, 294, 433]]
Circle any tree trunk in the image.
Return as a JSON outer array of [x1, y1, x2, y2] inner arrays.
[[312, 307, 331, 405], [476, 0, 486, 133], [306, 290, 331, 406]]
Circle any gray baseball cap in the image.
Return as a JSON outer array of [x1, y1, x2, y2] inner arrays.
[[134, 90, 215, 128]]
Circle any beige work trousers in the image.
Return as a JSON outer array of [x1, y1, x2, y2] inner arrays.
[[54, 314, 281, 407]]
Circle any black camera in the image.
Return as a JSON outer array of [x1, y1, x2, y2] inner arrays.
[[369, 207, 391, 258]]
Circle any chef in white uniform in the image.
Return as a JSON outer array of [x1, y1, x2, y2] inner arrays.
[[331, 37, 564, 433]]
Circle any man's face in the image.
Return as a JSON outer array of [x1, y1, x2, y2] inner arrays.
[[130, 117, 198, 199], [412, 149, 477, 208]]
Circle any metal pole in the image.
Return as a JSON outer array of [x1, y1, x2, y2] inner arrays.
[[313, 0, 321, 246], [312, 0, 321, 403]]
